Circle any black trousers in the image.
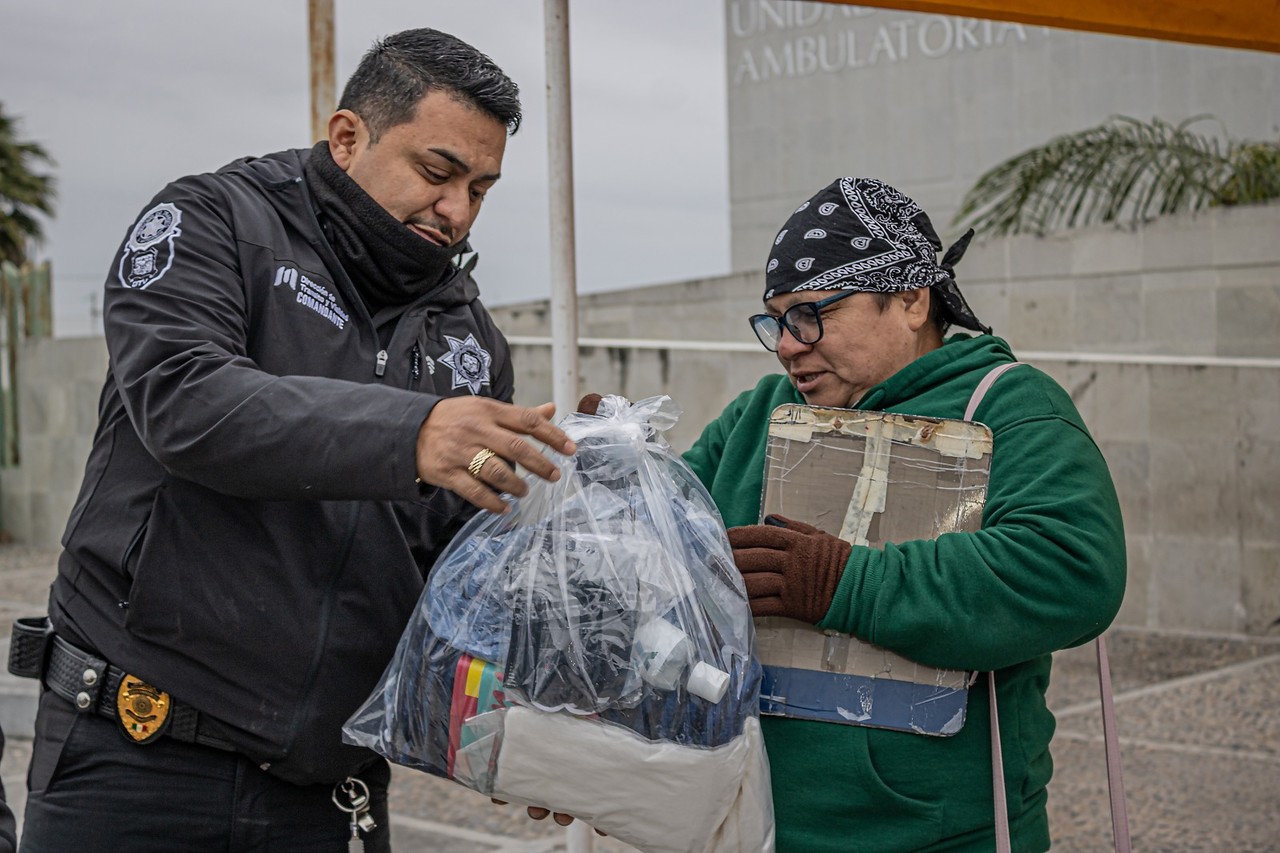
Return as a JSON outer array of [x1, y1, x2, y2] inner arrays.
[[20, 690, 392, 852]]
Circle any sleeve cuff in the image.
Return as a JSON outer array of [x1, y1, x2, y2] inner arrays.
[[817, 546, 883, 638]]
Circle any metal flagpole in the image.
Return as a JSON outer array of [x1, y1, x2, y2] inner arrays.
[[544, 1, 590, 851], [308, 0, 335, 144], [544, 0, 581, 422]]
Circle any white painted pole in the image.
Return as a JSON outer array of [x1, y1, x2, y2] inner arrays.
[[544, 1, 589, 847], [306, 2, 586, 844], [544, 0, 580, 422], [545, 1, 588, 845]]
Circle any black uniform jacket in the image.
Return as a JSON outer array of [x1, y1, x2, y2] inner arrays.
[[49, 147, 514, 784]]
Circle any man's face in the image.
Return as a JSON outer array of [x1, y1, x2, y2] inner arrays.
[[330, 89, 508, 247], [765, 290, 926, 409]]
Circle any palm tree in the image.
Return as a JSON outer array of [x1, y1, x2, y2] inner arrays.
[[954, 115, 1280, 238], [0, 103, 57, 265]]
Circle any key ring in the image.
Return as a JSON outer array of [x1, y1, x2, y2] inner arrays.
[[332, 776, 371, 813]]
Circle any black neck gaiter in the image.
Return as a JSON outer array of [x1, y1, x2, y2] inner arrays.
[[304, 142, 460, 310]]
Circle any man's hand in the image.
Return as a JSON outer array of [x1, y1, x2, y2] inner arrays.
[[726, 515, 852, 623], [416, 399, 575, 514]]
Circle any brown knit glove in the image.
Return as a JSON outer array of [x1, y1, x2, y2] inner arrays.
[[727, 515, 852, 623], [576, 393, 603, 415]]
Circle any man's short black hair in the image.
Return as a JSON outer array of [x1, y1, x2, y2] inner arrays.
[[339, 28, 522, 141]]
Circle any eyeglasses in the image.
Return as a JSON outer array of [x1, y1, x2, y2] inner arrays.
[[749, 289, 860, 352]]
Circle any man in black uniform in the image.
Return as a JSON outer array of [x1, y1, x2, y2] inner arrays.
[[15, 28, 574, 851]]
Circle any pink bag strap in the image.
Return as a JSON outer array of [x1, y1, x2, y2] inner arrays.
[[988, 675, 1012, 853], [968, 363, 1130, 852], [1097, 635, 1132, 852], [964, 361, 1023, 422]]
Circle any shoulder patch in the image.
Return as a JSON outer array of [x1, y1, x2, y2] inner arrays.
[[117, 202, 183, 289]]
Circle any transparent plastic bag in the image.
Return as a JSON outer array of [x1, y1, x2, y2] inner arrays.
[[344, 395, 772, 852]]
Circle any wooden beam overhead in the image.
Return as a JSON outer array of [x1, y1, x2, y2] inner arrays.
[[817, 0, 1280, 54]]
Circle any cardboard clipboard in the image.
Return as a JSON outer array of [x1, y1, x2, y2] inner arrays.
[[755, 404, 993, 736]]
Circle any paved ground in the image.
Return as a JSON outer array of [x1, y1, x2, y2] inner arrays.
[[1, 543, 1277, 851]]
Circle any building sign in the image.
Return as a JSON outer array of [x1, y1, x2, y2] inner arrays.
[[729, 1, 1051, 84]]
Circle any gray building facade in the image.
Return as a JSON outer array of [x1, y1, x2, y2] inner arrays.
[[725, 1, 1280, 270], [488, 5, 1280, 636], [4, 4, 1277, 637]]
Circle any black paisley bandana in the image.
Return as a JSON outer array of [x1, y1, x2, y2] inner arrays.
[[764, 177, 990, 334]]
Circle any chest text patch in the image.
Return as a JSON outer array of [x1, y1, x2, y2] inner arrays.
[[273, 265, 349, 330]]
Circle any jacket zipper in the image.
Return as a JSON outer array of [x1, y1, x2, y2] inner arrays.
[[375, 349, 388, 377], [409, 344, 422, 387]]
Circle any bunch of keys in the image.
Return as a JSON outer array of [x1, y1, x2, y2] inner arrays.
[[332, 776, 377, 853]]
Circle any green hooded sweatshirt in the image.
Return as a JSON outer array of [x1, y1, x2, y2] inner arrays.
[[684, 334, 1126, 853]]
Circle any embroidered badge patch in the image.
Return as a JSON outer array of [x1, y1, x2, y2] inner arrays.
[[117, 202, 183, 289], [439, 334, 492, 395]]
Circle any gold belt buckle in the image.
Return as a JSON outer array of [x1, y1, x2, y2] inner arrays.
[[116, 674, 172, 744]]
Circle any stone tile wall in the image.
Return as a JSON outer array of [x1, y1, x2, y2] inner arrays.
[[957, 202, 1280, 358], [0, 336, 107, 547], [494, 204, 1280, 635], [4, 207, 1277, 634]]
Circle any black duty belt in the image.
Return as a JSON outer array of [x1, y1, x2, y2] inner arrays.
[[8, 616, 235, 751]]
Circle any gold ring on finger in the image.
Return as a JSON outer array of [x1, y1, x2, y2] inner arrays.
[[467, 448, 497, 479]]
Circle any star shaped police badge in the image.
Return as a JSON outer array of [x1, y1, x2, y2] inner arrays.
[[439, 333, 493, 395]]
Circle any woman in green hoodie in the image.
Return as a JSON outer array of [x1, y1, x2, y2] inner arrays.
[[684, 177, 1127, 852]]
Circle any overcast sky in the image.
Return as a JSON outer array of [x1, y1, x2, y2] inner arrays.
[[0, 1, 729, 337]]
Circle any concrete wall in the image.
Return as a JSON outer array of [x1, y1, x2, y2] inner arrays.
[[724, 0, 1280, 272], [490, 204, 1280, 636], [1039, 359, 1278, 635], [958, 203, 1280, 359], [495, 201, 1280, 407], [0, 336, 107, 547], [4, 207, 1277, 635], [492, 270, 776, 451]]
